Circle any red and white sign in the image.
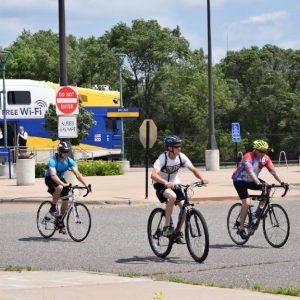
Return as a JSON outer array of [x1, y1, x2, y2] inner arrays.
[[56, 86, 79, 115]]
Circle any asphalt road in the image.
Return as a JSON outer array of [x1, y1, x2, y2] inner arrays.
[[0, 199, 299, 290]]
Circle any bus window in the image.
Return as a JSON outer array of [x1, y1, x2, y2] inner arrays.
[[8, 91, 31, 105], [106, 118, 118, 133]]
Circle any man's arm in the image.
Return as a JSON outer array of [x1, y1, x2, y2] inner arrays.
[[187, 164, 208, 184], [72, 167, 88, 187], [150, 168, 173, 189], [49, 168, 69, 186]]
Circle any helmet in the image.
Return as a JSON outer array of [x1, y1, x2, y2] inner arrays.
[[57, 141, 70, 153], [164, 135, 182, 148], [253, 140, 269, 151]]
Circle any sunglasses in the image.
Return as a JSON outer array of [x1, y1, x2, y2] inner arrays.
[[257, 150, 267, 154], [62, 151, 69, 154], [173, 145, 181, 149]]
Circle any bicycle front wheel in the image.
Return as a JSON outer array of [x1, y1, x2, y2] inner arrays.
[[227, 203, 250, 245], [185, 209, 209, 263], [36, 201, 56, 238], [263, 204, 290, 248], [147, 208, 173, 258], [67, 203, 91, 242]]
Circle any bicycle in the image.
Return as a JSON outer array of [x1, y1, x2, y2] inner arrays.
[[227, 183, 290, 248], [36, 184, 92, 242], [147, 182, 209, 263]]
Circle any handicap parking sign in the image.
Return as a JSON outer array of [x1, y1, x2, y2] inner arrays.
[[232, 123, 240, 142]]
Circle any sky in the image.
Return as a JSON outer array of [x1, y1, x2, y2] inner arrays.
[[1, 0, 300, 63]]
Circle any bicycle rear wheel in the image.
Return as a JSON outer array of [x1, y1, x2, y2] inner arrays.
[[147, 208, 173, 258], [185, 209, 209, 263], [227, 203, 250, 245], [263, 204, 290, 248], [67, 203, 91, 242], [36, 201, 56, 238]]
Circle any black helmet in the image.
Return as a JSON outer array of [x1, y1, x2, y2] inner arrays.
[[57, 141, 70, 153], [164, 135, 182, 148]]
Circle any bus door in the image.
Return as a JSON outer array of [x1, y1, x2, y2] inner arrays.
[[105, 118, 121, 149]]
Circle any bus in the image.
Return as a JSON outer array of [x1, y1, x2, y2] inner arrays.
[[0, 79, 122, 162]]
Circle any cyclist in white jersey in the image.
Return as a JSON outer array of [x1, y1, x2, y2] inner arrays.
[[151, 135, 208, 240]]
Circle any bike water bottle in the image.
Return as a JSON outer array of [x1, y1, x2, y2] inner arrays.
[[250, 205, 256, 222]]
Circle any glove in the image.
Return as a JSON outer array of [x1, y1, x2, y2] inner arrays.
[[281, 182, 289, 188]]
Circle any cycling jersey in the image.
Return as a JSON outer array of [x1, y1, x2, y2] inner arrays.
[[153, 152, 192, 184], [232, 151, 274, 182], [44, 154, 76, 180]]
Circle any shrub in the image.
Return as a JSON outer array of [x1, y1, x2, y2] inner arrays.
[[35, 160, 123, 178]]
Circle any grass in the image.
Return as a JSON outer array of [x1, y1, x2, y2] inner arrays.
[[3, 265, 33, 272]]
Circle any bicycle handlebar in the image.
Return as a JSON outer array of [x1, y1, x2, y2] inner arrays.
[[261, 183, 289, 197], [70, 184, 92, 197], [173, 181, 204, 190]]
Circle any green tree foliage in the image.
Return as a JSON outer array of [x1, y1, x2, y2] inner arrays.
[[43, 100, 96, 145], [219, 45, 300, 159], [2, 25, 300, 163]]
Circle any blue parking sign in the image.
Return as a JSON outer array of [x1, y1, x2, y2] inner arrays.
[[232, 123, 240, 142]]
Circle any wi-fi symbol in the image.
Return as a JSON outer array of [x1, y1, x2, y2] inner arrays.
[[35, 100, 48, 108]]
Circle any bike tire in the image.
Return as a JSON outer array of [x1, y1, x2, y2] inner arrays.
[[67, 202, 91, 242], [185, 209, 209, 263], [227, 203, 250, 245], [147, 208, 173, 258], [36, 201, 57, 239], [263, 204, 290, 248]]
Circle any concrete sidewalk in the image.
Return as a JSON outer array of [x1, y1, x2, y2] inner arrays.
[[0, 270, 298, 300], [0, 165, 299, 205], [0, 166, 299, 300]]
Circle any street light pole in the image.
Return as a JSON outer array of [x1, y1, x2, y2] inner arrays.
[[0, 50, 10, 149], [205, 0, 219, 170], [116, 53, 126, 161], [207, 0, 217, 150]]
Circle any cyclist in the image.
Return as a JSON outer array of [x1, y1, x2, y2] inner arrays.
[[45, 141, 90, 234], [232, 139, 285, 239], [151, 135, 208, 243]]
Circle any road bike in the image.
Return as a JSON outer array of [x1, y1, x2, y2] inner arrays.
[[147, 182, 209, 263], [36, 184, 92, 242], [227, 183, 290, 248]]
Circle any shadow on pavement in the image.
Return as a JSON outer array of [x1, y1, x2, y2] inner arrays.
[[116, 255, 193, 265]]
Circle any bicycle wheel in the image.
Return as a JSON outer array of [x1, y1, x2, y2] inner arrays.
[[185, 209, 209, 263], [263, 204, 290, 248], [36, 201, 56, 238], [147, 208, 173, 258], [66, 203, 91, 242], [227, 203, 250, 245]]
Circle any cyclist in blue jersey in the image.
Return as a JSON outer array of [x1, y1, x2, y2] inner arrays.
[[45, 142, 90, 233]]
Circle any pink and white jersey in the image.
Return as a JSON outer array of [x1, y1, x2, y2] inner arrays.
[[232, 151, 274, 182]]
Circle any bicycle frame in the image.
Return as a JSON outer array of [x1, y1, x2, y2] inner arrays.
[[172, 182, 203, 234], [248, 184, 289, 232], [55, 185, 91, 228]]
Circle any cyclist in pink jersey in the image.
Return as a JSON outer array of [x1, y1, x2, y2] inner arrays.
[[232, 140, 285, 239]]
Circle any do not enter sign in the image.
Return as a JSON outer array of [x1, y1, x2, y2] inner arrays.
[[56, 86, 79, 115]]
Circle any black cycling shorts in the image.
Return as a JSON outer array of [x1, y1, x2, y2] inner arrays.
[[153, 183, 185, 204], [233, 180, 263, 200], [45, 176, 70, 199]]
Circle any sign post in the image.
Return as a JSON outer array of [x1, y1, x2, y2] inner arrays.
[[139, 119, 157, 199], [232, 122, 241, 167]]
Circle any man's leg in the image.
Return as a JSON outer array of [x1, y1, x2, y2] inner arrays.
[[60, 199, 69, 215], [240, 197, 251, 229], [163, 189, 176, 226]]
